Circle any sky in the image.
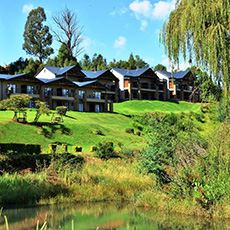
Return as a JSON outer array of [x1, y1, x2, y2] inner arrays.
[[0, 0, 189, 69]]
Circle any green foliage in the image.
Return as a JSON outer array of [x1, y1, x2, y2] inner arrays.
[[34, 101, 50, 123], [1, 94, 32, 122], [153, 64, 167, 71], [125, 128, 134, 134], [140, 113, 206, 184], [56, 106, 68, 116], [79, 53, 148, 70], [0, 143, 41, 156], [23, 7, 53, 63], [0, 173, 68, 205], [162, 0, 230, 109], [95, 142, 115, 159]]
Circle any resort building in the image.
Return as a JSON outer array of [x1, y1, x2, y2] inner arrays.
[[111, 67, 167, 101], [155, 70, 200, 102]]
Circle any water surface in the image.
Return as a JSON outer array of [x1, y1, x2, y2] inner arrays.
[[0, 203, 229, 229]]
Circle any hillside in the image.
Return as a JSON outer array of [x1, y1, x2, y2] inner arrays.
[[114, 100, 201, 115], [0, 101, 201, 152]]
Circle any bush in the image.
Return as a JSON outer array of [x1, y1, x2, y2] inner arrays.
[[74, 146, 82, 153], [0, 143, 41, 156], [90, 146, 97, 152], [125, 128, 134, 134], [56, 106, 68, 116], [95, 142, 115, 159], [52, 153, 85, 170], [92, 129, 104, 136], [136, 131, 142, 136]]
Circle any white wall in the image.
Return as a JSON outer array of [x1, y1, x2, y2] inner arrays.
[[155, 71, 169, 89], [36, 68, 56, 79], [110, 69, 124, 91]]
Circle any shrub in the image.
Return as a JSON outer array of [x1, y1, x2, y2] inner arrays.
[[90, 146, 97, 152], [52, 153, 85, 170], [0, 143, 41, 156], [48, 144, 57, 154], [74, 146, 82, 153], [136, 131, 142, 136], [125, 128, 134, 134], [95, 142, 114, 159], [56, 106, 68, 116], [92, 129, 104, 136]]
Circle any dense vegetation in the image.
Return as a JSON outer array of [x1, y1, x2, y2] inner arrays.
[[0, 100, 229, 219]]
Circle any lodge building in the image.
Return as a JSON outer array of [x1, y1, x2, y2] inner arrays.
[[0, 65, 200, 113]]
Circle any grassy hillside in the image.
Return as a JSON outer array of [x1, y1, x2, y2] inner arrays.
[[0, 101, 201, 152], [0, 110, 145, 152], [114, 100, 201, 115]]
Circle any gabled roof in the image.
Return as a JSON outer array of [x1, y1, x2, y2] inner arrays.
[[0, 73, 28, 80], [39, 77, 76, 86], [155, 70, 191, 79], [112, 67, 150, 77], [81, 70, 108, 79], [45, 66, 76, 76]]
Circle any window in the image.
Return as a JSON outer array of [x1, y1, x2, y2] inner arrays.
[[27, 85, 35, 94], [78, 90, 85, 99], [7, 84, 16, 94], [78, 103, 84, 112], [95, 104, 100, 112], [44, 88, 52, 96], [93, 91, 101, 99], [62, 89, 69, 97]]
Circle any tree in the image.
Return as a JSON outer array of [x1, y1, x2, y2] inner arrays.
[[80, 54, 92, 70], [0, 95, 32, 122], [52, 8, 83, 61], [34, 101, 50, 123], [23, 7, 53, 63], [154, 64, 167, 71], [47, 44, 78, 67], [162, 0, 230, 111]]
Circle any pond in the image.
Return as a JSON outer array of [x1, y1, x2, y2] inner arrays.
[[0, 203, 229, 230]]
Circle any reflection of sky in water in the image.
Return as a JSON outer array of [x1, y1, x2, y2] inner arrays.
[[0, 203, 229, 230]]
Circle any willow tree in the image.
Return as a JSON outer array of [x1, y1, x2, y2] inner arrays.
[[162, 0, 230, 110]]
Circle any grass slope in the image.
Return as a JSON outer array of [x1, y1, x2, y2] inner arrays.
[[0, 101, 201, 152], [0, 110, 144, 152], [114, 100, 201, 115]]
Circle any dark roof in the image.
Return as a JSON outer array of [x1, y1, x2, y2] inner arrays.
[[45, 66, 76, 76], [155, 70, 191, 79], [0, 73, 28, 80], [82, 70, 107, 79], [73, 80, 97, 87], [38, 77, 65, 84], [112, 67, 150, 77]]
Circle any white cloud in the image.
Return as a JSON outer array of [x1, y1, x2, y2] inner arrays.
[[129, 0, 176, 30], [22, 3, 34, 14], [114, 36, 127, 48], [152, 0, 176, 19]]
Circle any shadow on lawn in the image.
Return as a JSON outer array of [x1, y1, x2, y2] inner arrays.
[[30, 122, 72, 138]]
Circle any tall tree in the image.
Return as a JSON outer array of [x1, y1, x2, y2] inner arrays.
[[154, 64, 167, 71], [23, 7, 53, 63], [52, 8, 83, 61], [162, 0, 230, 110]]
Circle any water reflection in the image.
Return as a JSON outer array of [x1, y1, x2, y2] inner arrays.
[[0, 203, 229, 229]]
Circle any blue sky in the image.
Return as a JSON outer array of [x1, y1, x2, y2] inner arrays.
[[0, 0, 188, 69]]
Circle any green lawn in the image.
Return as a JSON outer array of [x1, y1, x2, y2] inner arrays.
[[114, 100, 201, 115], [0, 110, 145, 152], [0, 101, 201, 152]]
